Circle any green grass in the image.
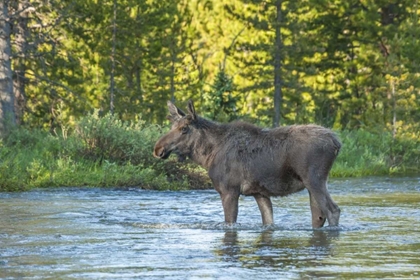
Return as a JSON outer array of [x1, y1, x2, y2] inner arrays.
[[0, 112, 209, 192], [332, 129, 420, 177], [0, 114, 419, 192]]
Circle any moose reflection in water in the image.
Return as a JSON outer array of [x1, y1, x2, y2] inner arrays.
[[153, 100, 341, 228], [216, 230, 339, 269]]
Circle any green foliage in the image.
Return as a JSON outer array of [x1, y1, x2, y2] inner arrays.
[[0, 113, 418, 192], [72, 111, 160, 165], [203, 69, 240, 122], [3, 0, 419, 135], [332, 130, 420, 177], [1, 0, 420, 191], [0, 113, 210, 192]]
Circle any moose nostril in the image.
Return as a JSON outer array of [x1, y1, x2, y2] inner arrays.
[[159, 148, 165, 157], [154, 147, 165, 158]]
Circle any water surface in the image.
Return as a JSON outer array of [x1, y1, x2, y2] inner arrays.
[[1, 177, 419, 279]]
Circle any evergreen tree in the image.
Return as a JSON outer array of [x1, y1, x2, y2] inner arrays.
[[0, 0, 417, 138], [203, 69, 239, 122]]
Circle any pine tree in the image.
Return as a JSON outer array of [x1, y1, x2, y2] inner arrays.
[[203, 69, 238, 122]]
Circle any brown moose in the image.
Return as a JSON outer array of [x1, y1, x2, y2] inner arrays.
[[153, 100, 341, 228]]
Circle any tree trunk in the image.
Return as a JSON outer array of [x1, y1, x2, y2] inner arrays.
[[110, 0, 117, 115], [13, 0, 30, 125], [135, 62, 142, 103], [170, 51, 176, 103], [273, 0, 282, 127], [0, 0, 16, 136]]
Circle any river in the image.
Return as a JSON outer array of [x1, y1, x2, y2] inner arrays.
[[0, 177, 419, 279]]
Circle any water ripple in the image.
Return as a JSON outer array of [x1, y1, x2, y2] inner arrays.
[[0, 177, 419, 279]]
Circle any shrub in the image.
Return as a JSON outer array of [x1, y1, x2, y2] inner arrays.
[[71, 111, 162, 165], [1, 114, 419, 192], [0, 112, 210, 191], [332, 129, 420, 177]]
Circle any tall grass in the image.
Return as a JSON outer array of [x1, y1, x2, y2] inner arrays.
[[0, 112, 209, 192], [0, 114, 418, 192], [332, 129, 420, 177]]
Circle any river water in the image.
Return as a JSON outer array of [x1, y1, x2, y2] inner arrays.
[[0, 177, 419, 279]]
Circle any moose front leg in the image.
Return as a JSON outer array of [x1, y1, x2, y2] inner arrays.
[[254, 194, 273, 225], [220, 191, 240, 224]]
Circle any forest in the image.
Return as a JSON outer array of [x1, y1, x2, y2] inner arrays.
[[0, 0, 419, 191]]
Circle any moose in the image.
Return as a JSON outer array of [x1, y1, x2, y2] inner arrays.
[[153, 100, 341, 228]]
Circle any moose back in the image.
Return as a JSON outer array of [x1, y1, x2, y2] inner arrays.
[[153, 100, 341, 228]]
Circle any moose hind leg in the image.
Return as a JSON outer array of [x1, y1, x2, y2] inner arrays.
[[313, 189, 340, 226], [305, 178, 340, 227], [325, 192, 340, 226], [309, 191, 326, 228], [254, 194, 274, 225]]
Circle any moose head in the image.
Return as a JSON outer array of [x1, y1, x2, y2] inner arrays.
[[153, 100, 199, 162]]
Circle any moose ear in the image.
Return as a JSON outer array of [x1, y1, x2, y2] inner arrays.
[[186, 100, 197, 120], [167, 100, 185, 121]]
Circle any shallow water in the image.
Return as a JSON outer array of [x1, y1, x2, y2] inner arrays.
[[0, 177, 419, 279]]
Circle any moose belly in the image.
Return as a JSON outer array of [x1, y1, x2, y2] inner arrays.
[[240, 176, 306, 197]]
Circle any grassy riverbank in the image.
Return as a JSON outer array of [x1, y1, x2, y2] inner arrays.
[[1, 113, 419, 192]]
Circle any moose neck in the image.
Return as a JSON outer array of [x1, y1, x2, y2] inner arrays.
[[189, 118, 225, 170]]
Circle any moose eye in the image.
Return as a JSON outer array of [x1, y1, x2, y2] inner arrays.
[[181, 126, 189, 134]]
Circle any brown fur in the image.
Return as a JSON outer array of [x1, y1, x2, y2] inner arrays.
[[154, 100, 341, 228]]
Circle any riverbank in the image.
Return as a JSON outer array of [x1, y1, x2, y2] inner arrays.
[[0, 113, 419, 192]]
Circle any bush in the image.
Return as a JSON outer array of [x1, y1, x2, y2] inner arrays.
[[0, 112, 210, 192], [332, 129, 420, 177], [71, 112, 162, 165], [0, 114, 418, 192]]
